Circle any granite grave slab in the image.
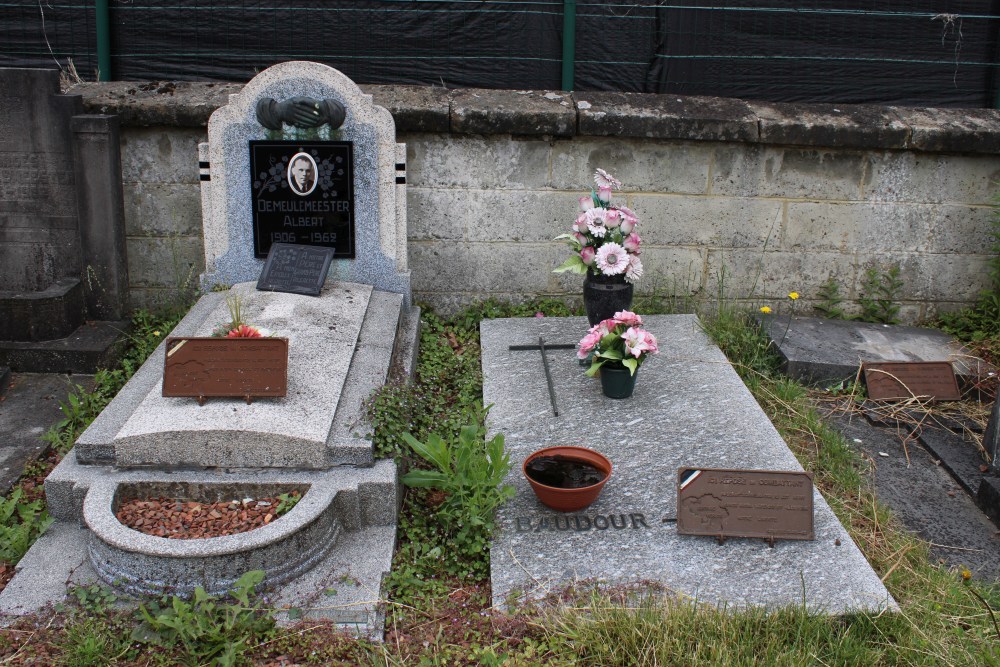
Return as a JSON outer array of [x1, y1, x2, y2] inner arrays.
[[757, 315, 985, 386], [485, 315, 894, 613]]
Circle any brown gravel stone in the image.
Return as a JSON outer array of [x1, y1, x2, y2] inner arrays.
[[116, 493, 299, 539]]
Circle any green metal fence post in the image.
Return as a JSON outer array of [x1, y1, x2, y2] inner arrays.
[[95, 0, 111, 81], [561, 0, 576, 91]]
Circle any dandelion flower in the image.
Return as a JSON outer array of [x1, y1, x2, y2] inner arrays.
[[759, 306, 772, 314], [595, 242, 628, 276], [788, 291, 800, 300], [152, 330, 161, 337]]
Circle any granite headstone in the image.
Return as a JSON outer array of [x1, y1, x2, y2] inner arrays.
[[199, 61, 411, 306]]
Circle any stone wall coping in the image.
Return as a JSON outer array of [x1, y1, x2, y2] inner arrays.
[[67, 80, 1000, 154]]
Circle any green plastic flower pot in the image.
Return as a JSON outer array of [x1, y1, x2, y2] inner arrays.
[[600, 364, 638, 399]]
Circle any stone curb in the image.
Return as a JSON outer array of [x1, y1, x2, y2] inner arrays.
[[66, 81, 1000, 154]]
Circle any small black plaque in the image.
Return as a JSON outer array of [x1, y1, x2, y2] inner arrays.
[[256, 243, 334, 296], [249, 140, 354, 259], [677, 468, 814, 542]]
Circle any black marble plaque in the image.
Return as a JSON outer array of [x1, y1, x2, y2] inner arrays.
[[256, 243, 334, 296], [249, 141, 354, 259]]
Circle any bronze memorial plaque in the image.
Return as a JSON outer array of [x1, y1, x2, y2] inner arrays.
[[162, 337, 288, 404], [863, 361, 960, 401], [677, 468, 814, 542]]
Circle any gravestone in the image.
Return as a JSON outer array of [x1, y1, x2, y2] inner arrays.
[[0, 68, 129, 372], [0, 63, 418, 637], [757, 315, 982, 386], [485, 315, 894, 613], [199, 61, 410, 305]]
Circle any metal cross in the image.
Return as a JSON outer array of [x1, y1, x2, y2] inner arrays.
[[508, 337, 575, 417]]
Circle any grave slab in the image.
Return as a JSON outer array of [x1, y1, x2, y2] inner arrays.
[[104, 281, 372, 469], [485, 315, 894, 613], [757, 315, 983, 386]]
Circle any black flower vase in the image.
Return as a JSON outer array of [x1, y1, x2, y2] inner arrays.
[[583, 272, 634, 325], [600, 364, 638, 399]]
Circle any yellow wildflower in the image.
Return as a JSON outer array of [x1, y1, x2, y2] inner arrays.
[[759, 306, 772, 314], [961, 568, 972, 581], [788, 292, 800, 300], [152, 330, 161, 337]]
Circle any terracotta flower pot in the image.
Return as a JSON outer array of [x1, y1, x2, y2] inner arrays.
[[522, 446, 612, 512]]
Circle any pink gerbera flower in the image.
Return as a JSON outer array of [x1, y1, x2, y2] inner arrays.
[[594, 168, 622, 190], [595, 242, 628, 276], [625, 255, 644, 284], [226, 324, 263, 338]]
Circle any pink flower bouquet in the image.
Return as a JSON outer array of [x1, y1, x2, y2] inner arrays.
[[578, 310, 658, 377], [553, 168, 643, 283]]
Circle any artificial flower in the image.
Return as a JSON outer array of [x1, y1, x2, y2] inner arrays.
[[596, 242, 628, 275], [578, 310, 658, 376], [625, 255, 644, 283], [553, 169, 644, 281], [594, 168, 622, 190], [623, 232, 641, 253], [226, 324, 263, 338]]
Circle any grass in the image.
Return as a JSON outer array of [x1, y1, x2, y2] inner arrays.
[[1, 294, 999, 665]]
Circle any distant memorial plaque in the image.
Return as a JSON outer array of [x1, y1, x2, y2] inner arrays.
[[677, 468, 815, 543], [256, 243, 334, 296], [162, 337, 288, 404], [862, 361, 961, 401], [249, 141, 354, 259]]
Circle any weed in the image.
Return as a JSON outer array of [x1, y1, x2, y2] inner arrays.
[[401, 424, 515, 574], [0, 488, 52, 564], [858, 262, 904, 324], [274, 491, 301, 516], [132, 570, 274, 667], [67, 583, 119, 614], [59, 615, 134, 667], [814, 275, 846, 319]]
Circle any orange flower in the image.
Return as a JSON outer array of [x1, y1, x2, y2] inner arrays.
[[226, 324, 263, 338]]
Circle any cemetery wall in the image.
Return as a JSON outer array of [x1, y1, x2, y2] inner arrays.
[[74, 82, 1000, 322]]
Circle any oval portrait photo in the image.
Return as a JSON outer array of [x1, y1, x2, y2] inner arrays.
[[287, 152, 318, 196]]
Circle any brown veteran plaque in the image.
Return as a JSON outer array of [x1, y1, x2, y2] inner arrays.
[[862, 361, 961, 401], [162, 337, 288, 404], [677, 468, 814, 543]]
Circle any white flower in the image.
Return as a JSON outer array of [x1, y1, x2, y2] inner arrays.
[[625, 255, 644, 283], [585, 208, 607, 237], [596, 242, 628, 275], [594, 168, 622, 190]]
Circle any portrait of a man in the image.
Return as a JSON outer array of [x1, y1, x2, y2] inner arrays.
[[287, 152, 317, 195]]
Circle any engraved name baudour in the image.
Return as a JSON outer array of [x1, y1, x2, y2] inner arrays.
[[513, 512, 652, 533], [677, 468, 815, 542], [250, 141, 355, 259]]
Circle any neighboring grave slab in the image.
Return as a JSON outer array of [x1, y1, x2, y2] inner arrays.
[[0, 68, 129, 372], [200, 61, 410, 305], [485, 315, 894, 613], [758, 315, 983, 386]]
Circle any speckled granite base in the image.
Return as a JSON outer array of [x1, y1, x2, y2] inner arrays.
[[485, 315, 895, 614]]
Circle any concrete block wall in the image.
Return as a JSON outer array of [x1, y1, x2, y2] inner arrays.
[[74, 81, 1000, 322]]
